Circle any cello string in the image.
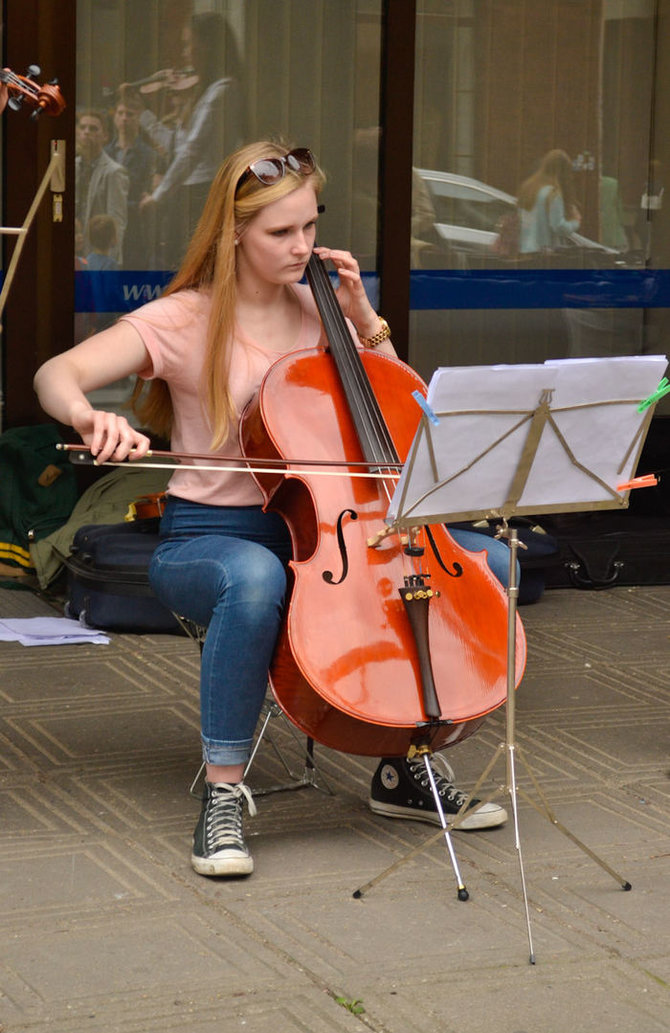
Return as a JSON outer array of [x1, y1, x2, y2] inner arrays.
[[313, 283, 386, 459], [305, 258, 425, 578], [315, 269, 413, 518], [307, 257, 398, 466], [313, 281, 401, 509], [305, 257, 424, 569], [1, 71, 38, 95]]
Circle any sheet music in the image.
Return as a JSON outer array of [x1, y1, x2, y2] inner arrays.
[[388, 355, 667, 525]]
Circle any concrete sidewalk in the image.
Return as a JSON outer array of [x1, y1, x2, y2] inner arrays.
[[1, 581, 669, 1033]]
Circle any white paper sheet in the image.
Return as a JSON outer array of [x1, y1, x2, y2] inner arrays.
[[388, 355, 668, 525], [0, 616, 110, 646]]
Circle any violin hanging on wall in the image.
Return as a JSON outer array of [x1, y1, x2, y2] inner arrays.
[[0, 65, 66, 119]]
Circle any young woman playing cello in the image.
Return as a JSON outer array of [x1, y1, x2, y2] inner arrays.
[[34, 141, 507, 879]]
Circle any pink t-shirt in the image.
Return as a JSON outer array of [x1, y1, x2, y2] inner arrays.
[[121, 283, 330, 506]]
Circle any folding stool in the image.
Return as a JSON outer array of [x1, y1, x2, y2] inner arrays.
[[172, 613, 333, 798]]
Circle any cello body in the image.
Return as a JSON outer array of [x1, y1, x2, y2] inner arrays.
[[240, 344, 526, 757]]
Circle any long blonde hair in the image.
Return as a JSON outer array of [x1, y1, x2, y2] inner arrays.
[[517, 149, 576, 213], [133, 140, 326, 449]]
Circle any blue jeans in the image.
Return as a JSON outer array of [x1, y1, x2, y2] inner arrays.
[[149, 498, 291, 766], [447, 527, 513, 588], [148, 500, 511, 768]]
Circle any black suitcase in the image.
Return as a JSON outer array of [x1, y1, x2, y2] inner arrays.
[[64, 518, 183, 633], [541, 511, 670, 590]]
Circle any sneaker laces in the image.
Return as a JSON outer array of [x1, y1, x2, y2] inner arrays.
[[205, 782, 257, 854], [407, 754, 468, 807]]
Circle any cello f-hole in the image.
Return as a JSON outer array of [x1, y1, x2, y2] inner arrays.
[[322, 508, 358, 585], [426, 525, 464, 579]]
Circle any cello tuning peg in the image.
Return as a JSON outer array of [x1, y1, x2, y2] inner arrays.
[[48, 77, 59, 85], [8, 96, 23, 111], [26, 64, 41, 80]]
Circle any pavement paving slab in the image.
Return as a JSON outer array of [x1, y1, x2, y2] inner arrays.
[[1, 582, 669, 1033]]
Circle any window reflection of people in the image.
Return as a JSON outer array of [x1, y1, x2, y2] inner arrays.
[[74, 218, 87, 270], [351, 127, 439, 269], [85, 215, 120, 334], [75, 110, 128, 265], [411, 170, 440, 267], [139, 12, 242, 267], [34, 141, 507, 880], [518, 149, 580, 254], [105, 89, 156, 269], [600, 175, 628, 252], [637, 159, 664, 259], [85, 214, 119, 271]]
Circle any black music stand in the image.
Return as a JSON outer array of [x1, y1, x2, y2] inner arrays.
[[355, 355, 668, 963]]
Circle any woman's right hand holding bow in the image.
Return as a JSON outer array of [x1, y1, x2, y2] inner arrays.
[[33, 321, 154, 465], [69, 401, 151, 464]]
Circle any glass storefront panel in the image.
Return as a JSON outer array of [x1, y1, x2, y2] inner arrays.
[[75, 0, 382, 409], [410, 0, 666, 386], [73, 0, 668, 402], [0, 19, 4, 417]]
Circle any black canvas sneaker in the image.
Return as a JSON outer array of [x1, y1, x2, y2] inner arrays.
[[191, 781, 257, 877], [369, 754, 507, 830]]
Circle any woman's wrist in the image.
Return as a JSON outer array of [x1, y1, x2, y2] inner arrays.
[[68, 398, 94, 429], [358, 317, 391, 349]]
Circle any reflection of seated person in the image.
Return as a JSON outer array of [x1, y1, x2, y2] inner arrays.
[[74, 218, 94, 344], [74, 218, 87, 270], [518, 149, 580, 254], [85, 214, 119, 270], [105, 88, 156, 269], [636, 159, 664, 258], [411, 170, 440, 267], [85, 215, 120, 335], [75, 109, 128, 265], [600, 176, 628, 252], [351, 128, 439, 269]]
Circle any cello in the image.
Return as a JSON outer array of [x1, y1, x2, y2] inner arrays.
[[240, 253, 526, 757]]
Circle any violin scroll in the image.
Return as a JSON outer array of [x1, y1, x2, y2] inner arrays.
[[0, 65, 66, 119], [121, 68, 200, 95]]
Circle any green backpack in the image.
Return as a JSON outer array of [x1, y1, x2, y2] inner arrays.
[[0, 424, 78, 570]]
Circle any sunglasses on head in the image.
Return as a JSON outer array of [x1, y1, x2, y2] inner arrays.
[[236, 147, 316, 193]]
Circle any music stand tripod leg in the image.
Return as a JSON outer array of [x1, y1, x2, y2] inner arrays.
[[514, 750, 632, 890], [353, 745, 469, 902], [420, 747, 470, 901], [499, 525, 536, 963], [495, 525, 631, 963]]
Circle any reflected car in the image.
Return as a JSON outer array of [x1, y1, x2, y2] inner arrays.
[[414, 168, 617, 261]]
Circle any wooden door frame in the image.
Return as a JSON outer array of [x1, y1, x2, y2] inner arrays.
[[2, 0, 76, 429], [377, 0, 415, 363]]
